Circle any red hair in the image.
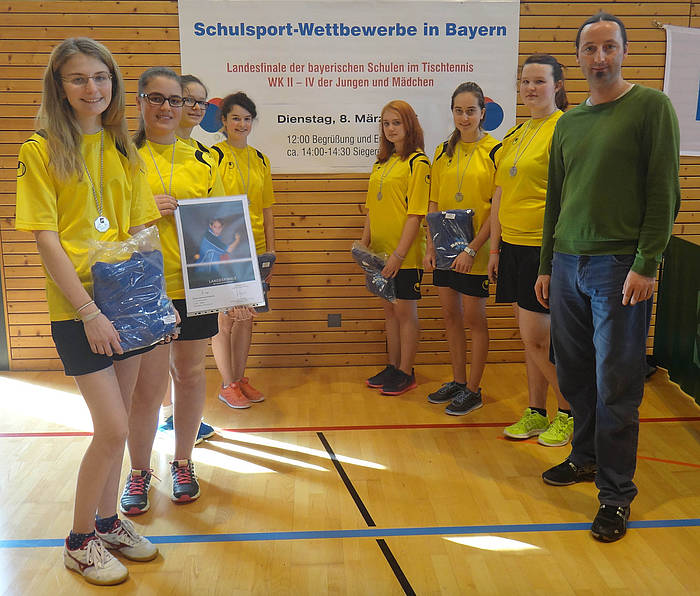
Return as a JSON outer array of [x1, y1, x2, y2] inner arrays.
[[377, 100, 424, 163]]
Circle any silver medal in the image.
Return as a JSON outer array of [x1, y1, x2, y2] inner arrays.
[[509, 166, 517, 177], [455, 192, 463, 202], [94, 216, 110, 232]]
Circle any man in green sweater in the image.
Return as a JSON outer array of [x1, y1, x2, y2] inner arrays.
[[534, 12, 680, 542]]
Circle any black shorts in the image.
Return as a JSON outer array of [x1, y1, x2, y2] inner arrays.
[[51, 319, 155, 377], [171, 299, 219, 340], [495, 241, 549, 314], [433, 269, 489, 298], [394, 268, 423, 300]]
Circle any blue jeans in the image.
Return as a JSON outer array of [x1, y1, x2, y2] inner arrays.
[[550, 253, 652, 507]]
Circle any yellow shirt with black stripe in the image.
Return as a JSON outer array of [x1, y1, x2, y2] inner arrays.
[[494, 110, 562, 246], [15, 131, 161, 321], [430, 134, 499, 275], [211, 142, 275, 253], [139, 139, 226, 300], [365, 151, 431, 270]]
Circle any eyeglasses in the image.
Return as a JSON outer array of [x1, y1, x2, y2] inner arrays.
[[183, 97, 209, 109], [61, 73, 112, 87], [138, 92, 184, 108]]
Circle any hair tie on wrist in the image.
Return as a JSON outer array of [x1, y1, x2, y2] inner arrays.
[[81, 309, 102, 323]]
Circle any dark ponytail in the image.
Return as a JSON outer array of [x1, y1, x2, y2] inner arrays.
[[523, 54, 568, 111]]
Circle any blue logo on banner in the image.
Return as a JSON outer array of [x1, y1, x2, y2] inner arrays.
[[201, 97, 223, 133], [483, 97, 504, 131]]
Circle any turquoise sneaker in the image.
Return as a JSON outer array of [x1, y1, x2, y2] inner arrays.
[[503, 408, 549, 439], [538, 411, 574, 447]]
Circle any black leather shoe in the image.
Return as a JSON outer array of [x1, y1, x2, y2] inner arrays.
[[591, 504, 630, 542]]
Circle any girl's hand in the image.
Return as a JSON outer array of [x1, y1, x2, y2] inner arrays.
[[226, 305, 258, 321], [487, 253, 499, 283], [452, 251, 474, 274], [423, 246, 436, 272], [154, 194, 178, 216], [83, 314, 123, 356], [381, 253, 403, 279]]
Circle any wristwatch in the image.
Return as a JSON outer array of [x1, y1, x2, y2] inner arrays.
[[463, 246, 477, 258]]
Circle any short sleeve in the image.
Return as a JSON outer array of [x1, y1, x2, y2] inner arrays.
[[406, 153, 430, 216], [15, 138, 58, 232], [129, 166, 161, 227]]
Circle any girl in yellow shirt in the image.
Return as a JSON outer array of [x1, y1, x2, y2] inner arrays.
[[210, 92, 276, 408], [363, 100, 430, 396], [15, 38, 160, 585], [489, 54, 573, 446], [121, 67, 226, 514], [425, 82, 498, 416]]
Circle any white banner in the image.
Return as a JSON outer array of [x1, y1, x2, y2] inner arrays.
[[178, 0, 520, 172], [663, 25, 700, 156]]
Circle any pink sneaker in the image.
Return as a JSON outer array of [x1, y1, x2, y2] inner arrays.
[[239, 377, 265, 402], [218, 382, 251, 409]]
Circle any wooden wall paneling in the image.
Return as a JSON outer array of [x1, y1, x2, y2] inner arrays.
[[0, 0, 697, 371]]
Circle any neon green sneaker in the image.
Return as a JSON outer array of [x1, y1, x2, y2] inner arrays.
[[538, 411, 574, 447], [503, 408, 549, 439]]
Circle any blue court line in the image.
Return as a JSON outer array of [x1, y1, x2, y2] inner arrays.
[[3, 518, 699, 549]]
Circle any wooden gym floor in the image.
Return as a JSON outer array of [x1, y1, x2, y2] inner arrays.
[[0, 364, 698, 595]]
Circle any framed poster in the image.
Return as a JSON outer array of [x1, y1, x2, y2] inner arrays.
[[174, 195, 264, 315]]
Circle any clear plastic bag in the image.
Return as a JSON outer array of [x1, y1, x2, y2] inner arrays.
[[254, 251, 276, 313], [425, 209, 475, 270], [89, 226, 177, 352], [351, 241, 397, 303]]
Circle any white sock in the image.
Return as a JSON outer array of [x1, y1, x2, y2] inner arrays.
[[161, 404, 174, 420]]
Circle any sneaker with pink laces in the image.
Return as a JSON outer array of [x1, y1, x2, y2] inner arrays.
[[218, 382, 251, 409], [239, 377, 265, 402]]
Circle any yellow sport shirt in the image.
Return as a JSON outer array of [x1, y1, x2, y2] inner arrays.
[[139, 139, 226, 300], [211, 142, 275, 254], [365, 151, 431, 269], [430, 134, 500, 275], [494, 110, 562, 246], [15, 131, 160, 321]]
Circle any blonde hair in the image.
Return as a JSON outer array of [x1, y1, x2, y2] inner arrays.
[[36, 37, 139, 180]]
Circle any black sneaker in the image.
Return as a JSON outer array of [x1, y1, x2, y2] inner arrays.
[[591, 504, 630, 542], [366, 365, 397, 388], [445, 388, 483, 416], [427, 381, 464, 404], [381, 369, 417, 395], [170, 459, 200, 503], [542, 458, 597, 486], [119, 469, 152, 516]]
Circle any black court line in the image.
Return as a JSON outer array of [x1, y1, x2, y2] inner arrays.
[[317, 431, 415, 596]]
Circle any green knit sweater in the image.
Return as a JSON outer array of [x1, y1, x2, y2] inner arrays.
[[539, 84, 680, 277]]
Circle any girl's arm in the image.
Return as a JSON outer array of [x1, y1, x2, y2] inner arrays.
[[361, 214, 371, 246], [381, 214, 422, 278], [423, 200, 439, 271], [34, 230, 123, 356], [487, 186, 502, 282], [263, 207, 275, 253]]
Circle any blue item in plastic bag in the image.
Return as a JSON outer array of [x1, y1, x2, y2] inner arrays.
[[351, 242, 396, 302], [91, 250, 177, 352], [254, 252, 276, 313], [425, 209, 475, 270]]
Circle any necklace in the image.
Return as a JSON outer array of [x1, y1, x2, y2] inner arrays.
[[377, 155, 400, 200], [454, 136, 481, 202], [509, 110, 558, 177], [229, 145, 251, 195], [146, 140, 176, 195], [81, 129, 109, 232]]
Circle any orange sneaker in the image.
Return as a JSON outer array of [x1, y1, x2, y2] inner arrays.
[[218, 382, 251, 409], [239, 377, 265, 402]]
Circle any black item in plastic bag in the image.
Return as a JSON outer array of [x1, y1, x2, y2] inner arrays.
[[351, 241, 396, 302], [254, 252, 276, 313]]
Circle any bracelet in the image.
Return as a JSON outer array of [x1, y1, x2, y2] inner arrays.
[[393, 252, 406, 260], [81, 308, 102, 323], [76, 299, 95, 313], [490, 249, 500, 254]]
